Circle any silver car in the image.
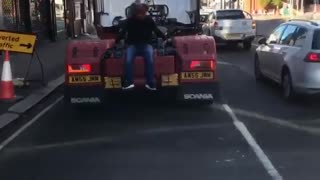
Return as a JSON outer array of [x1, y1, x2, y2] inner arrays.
[[254, 20, 320, 100]]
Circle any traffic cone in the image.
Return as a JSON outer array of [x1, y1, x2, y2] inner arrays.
[[0, 51, 16, 101]]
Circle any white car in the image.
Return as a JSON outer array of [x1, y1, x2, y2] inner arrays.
[[202, 9, 256, 50], [255, 20, 320, 100]]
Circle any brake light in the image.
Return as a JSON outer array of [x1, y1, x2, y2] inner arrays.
[[252, 21, 256, 29], [214, 21, 223, 30], [211, 60, 216, 70], [67, 64, 92, 73], [305, 53, 320, 62], [190, 61, 201, 69], [190, 60, 215, 70]]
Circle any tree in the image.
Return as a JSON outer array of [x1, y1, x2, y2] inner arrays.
[[271, 0, 283, 15], [259, 0, 271, 10], [271, 0, 283, 7]]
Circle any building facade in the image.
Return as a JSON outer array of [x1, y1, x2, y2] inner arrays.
[[243, 0, 263, 13], [0, 0, 67, 41], [65, 0, 95, 38]]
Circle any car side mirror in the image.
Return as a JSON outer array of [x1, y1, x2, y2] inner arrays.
[[258, 37, 267, 45]]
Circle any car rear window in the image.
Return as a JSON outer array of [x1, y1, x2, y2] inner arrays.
[[312, 30, 320, 50], [216, 10, 245, 20]]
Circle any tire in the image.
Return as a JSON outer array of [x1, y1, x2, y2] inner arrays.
[[227, 42, 238, 48], [254, 56, 264, 81], [281, 70, 296, 101], [243, 41, 252, 50]]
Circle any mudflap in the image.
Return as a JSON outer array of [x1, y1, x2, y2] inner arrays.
[[177, 82, 221, 104], [64, 85, 105, 106]]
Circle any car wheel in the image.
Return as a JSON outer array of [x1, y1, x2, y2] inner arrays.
[[227, 42, 238, 48], [243, 41, 252, 50], [282, 70, 296, 101], [254, 56, 264, 81]]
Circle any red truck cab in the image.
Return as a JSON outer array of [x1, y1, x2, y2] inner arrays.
[[64, 0, 220, 105]]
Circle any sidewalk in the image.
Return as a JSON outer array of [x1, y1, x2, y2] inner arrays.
[[0, 35, 92, 126], [0, 35, 96, 129]]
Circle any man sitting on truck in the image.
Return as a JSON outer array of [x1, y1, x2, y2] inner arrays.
[[116, 3, 166, 91]]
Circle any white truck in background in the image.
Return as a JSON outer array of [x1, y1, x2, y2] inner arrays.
[[95, 0, 198, 27]]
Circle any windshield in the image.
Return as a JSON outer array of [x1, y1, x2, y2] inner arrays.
[[312, 29, 320, 50], [216, 10, 245, 20]]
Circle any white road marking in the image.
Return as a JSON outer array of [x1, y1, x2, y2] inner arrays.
[[211, 103, 320, 135], [217, 61, 235, 66], [5, 123, 230, 153], [222, 104, 283, 180], [0, 96, 63, 152], [140, 123, 228, 134], [6, 136, 117, 154]]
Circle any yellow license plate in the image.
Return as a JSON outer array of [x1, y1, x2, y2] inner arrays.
[[69, 75, 101, 84], [105, 77, 122, 89], [226, 33, 242, 39], [181, 72, 213, 80], [162, 74, 179, 86]]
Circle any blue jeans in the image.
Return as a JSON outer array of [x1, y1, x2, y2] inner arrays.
[[125, 44, 154, 85]]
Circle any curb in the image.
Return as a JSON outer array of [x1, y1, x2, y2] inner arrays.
[[0, 74, 65, 130]]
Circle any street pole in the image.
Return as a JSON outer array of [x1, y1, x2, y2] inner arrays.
[[290, 0, 294, 18]]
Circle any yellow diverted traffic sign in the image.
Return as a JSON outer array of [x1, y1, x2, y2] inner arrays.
[[0, 31, 36, 54]]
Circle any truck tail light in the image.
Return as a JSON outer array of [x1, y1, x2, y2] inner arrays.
[[305, 52, 320, 62], [190, 60, 216, 70], [67, 64, 92, 73]]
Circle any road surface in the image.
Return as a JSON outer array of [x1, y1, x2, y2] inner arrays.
[[1, 22, 320, 180]]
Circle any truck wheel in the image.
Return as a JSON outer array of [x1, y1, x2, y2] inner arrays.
[[243, 41, 252, 50]]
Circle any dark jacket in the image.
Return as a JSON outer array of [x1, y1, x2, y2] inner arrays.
[[116, 16, 166, 45]]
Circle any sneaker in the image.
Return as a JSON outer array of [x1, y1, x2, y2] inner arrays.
[[123, 84, 135, 90], [145, 84, 157, 91]]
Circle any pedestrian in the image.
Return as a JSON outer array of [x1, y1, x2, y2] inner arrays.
[[128, 0, 148, 18], [116, 3, 166, 90]]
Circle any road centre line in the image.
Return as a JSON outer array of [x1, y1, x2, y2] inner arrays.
[[222, 104, 283, 180], [0, 96, 63, 152]]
